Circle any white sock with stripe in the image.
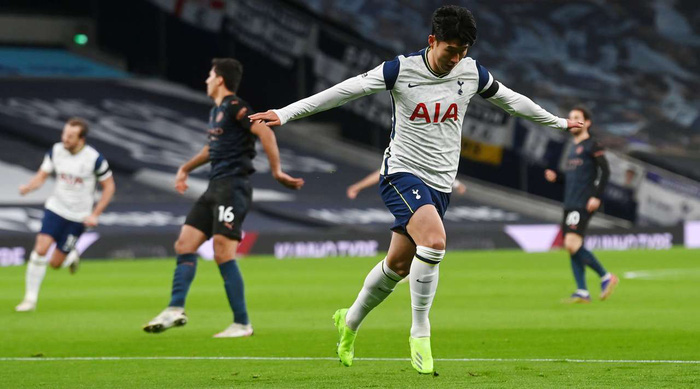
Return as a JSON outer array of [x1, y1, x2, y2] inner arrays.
[[410, 246, 444, 338], [346, 258, 403, 331], [24, 251, 48, 303]]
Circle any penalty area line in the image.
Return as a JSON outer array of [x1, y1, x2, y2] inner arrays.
[[0, 356, 698, 364]]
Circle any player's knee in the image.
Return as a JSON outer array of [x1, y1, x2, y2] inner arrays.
[[213, 236, 236, 262], [174, 239, 194, 255], [422, 235, 446, 251], [49, 261, 61, 269], [33, 243, 50, 256]]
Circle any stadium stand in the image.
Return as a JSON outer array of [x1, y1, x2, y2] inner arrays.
[[1, 0, 699, 260]]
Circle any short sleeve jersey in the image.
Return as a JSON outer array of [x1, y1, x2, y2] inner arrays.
[[207, 95, 257, 180], [563, 137, 605, 209], [41, 143, 112, 222]]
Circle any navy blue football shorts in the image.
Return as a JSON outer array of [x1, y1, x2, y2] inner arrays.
[[379, 172, 450, 238], [40, 209, 85, 253]]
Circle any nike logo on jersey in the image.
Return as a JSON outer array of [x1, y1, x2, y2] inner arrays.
[[407, 83, 421, 88]]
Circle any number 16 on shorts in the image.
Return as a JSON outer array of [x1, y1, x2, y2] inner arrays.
[[218, 206, 235, 223]]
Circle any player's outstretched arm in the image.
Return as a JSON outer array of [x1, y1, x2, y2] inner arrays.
[[347, 169, 381, 199], [250, 121, 304, 190], [19, 170, 49, 196], [482, 80, 583, 131], [175, 146, 210, 194], [85, 176, 115, 227], [249, 62, 389, 127]]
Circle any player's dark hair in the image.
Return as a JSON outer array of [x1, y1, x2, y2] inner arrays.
[[212, 58, 243, 93], [431, 5, 477, 46], [571, 105, 593, 122], [67, 117, 89, 138]]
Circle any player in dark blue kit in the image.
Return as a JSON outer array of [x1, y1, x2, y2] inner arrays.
[[143, 58, 304, 337], [545, 106, 618, 303]]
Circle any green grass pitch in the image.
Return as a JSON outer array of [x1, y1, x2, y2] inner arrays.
[[1, 248, 699, 388]]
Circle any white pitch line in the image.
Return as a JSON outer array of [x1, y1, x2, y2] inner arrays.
[[623, 268, 700, 280], [0, 356, 699, 364]]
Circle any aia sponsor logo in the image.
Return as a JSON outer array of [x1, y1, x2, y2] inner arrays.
[[58, 173, 84, 186], [410, 103, 458, 123]]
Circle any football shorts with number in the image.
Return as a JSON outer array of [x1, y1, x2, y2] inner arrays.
[[40, 209, 86, 253], [185, 177, 252, 241], [562, 209, 593, 236]]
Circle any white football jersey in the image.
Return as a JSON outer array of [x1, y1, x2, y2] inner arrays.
[[275, 47, 567, 192], [40, 143, 112, 222]]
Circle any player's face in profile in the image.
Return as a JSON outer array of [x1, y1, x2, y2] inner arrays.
[[205, 68, 220, 97], [61, 125, 83, 152], [429, 36, 468, 73], [568, 110, 590, 135]]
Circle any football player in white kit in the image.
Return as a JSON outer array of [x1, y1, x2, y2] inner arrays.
[[15, 118, 116, 312], [250, 5, 583, 374]]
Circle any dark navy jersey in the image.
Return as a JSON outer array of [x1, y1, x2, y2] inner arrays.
[[562, 137, 606, 209], [207, 95, 257, 180]]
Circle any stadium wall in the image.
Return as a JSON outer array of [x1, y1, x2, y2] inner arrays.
[[0, 222, 694, 266]]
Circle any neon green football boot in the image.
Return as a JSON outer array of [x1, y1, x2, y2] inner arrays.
[[409, 336, 434, 374], [332, 308, 357, 367]]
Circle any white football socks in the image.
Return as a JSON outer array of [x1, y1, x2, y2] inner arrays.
[[24, 251, 48, 303], [346, 258, 403, 331], [410, 245, 444, 338], [61, 249, 79, 268]]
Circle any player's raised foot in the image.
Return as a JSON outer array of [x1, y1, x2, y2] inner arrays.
[[143, 307, 187, 333], [600, 274, 619, 301], [66, 250, 80, 274], [15, 299, 36, 312], [562, 291, 591, 304], [409, 336, 434, 374], [213, 322, 253, 338], [332, 308, 356, 367]]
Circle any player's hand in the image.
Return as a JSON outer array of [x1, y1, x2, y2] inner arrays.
[[544, 169, 557, 183], [175, 168, 189, 194], [346, 184, 361, 199], [454, 181, 467, 195], [586, 197, 601, 213], [566, 119, 584, 130], [273, 171, 304, 190], [84, 214, 99, 227], [248, 110, 281, 127], [19, 184, 30, 196]]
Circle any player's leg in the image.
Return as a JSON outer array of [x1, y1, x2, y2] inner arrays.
[[143, 210, 209, 333], [574, 211, 617, 300], [564, 232, 591, 303], [334, 232, 414, 366], [170, 225, 208, 307], [405, 204, 445, 374], [16, 233, 54, 312], [60, 249, 80, 274], [211, 178, 253, 338], [211, 235, 253, 338], [346, 232, 413, 330], [49, 220, 84, 270]]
